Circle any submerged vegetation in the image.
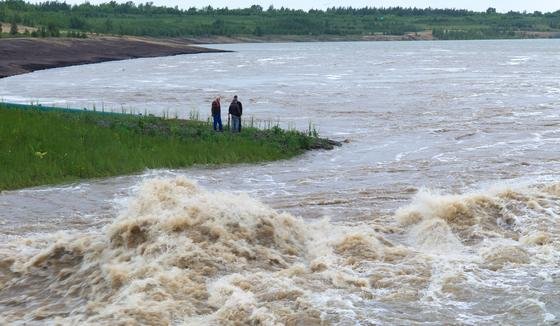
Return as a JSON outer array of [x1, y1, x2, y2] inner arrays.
[[0, 1, 559, 40], [0, 105, 334, 190]]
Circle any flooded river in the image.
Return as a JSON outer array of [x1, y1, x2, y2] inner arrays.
[[1, 40, 560, 324]]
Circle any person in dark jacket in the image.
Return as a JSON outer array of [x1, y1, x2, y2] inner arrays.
[[211, 97, 223, 131], [228, 95, 242, 133], [236, 95, 243, 132]]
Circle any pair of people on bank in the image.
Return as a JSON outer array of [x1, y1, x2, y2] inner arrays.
[[211, 95, 243, 132]]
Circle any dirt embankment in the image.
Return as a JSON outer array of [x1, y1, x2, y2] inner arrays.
[[0, 36, 227, 78]]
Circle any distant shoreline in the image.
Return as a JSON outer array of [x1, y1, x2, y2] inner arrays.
[[179, 31, 435, 44], [1, 32, 559, 78], [0, 36, 228, 79], [183, 30, 560, 44]]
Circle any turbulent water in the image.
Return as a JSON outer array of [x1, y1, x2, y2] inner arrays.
[[1, 40, 560, 324]]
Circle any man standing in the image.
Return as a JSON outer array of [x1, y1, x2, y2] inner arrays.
[[211, 96, 223, 132], [236, 95, 243, 132], [229, 95, 242, 133]]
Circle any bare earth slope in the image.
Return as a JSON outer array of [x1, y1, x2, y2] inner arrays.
[[0, 36, 226, 78]]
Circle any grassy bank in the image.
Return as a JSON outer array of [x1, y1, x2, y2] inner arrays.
[[0, 105, 334, 191]]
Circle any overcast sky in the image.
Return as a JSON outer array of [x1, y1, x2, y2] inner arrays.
[[56, 1, 559, 13]]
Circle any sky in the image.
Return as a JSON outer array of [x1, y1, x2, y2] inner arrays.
[[55, 1, 560, 13]]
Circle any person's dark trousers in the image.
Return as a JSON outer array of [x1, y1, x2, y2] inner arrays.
[[213, 114, 223, 131], [231, 115, 241, 133], [239, 117, 242, 132]]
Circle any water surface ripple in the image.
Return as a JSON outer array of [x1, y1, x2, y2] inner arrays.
[[1, 40, 560, 325]]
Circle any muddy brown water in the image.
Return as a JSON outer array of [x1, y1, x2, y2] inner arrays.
[[1, 40, 560, 325]]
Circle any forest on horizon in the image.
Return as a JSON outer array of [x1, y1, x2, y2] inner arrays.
[[1, 0, 560, 39]]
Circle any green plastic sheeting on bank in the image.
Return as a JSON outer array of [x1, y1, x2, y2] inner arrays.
[[0, 102, 128, 116]]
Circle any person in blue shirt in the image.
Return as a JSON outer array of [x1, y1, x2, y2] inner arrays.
[[211, 97, 223, 132]]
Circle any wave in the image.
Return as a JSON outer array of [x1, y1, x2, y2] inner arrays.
[[1, 177, 559, 324], [396, 183, 560, 275]]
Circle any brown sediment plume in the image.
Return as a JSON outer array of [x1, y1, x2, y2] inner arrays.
[[395, 185, 560, 263], [480, 245, 530, 271], [0, 256, 16, 288], [397, 189, 527, 245], [0, 177, 405, 324], [334, 233, 409, 265], [2, 178, 560, 324], [440, 273, 474, 301], [335, 234, 382, 263], [367, 257, 433, 302]]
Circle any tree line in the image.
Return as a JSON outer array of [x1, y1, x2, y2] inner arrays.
[[1, 0, 559, 39]]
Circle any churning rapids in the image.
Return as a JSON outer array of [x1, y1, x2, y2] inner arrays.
[[1, 40, 560, 325]]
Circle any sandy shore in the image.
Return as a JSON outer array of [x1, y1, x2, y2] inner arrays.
[[0, 36, 227, 78]]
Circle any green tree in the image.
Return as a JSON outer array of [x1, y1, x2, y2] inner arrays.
[[250, 5, 263, 13], [47, 23, 60, 37], [104, 18, 113, 33], [254, 25, 263, 36], [9, 20, 18, 35], [211, 18, 225, 34], [39, 26, 47, 37], [69, 16, 86, 29]]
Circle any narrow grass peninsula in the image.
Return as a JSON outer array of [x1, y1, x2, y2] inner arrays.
[[0, 105, 337, 191]]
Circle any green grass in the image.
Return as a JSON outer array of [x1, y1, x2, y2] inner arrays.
[[0, 105, 330, 191]]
